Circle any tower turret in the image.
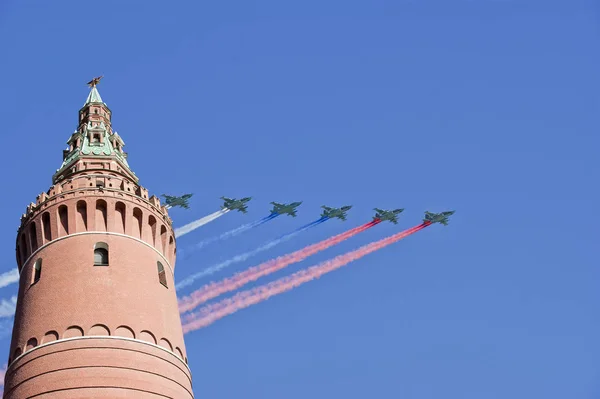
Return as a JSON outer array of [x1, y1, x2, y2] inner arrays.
[[4, 79, 194, 398]]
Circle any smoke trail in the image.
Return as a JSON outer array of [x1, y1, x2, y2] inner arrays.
[[178, 220, 379, 313], [0, 363, 5, 395], [179, 213, 279, 259], [181, 223, 429, 331], [0, 269, 19, 289], [176, 217, 328, 290], [0, 296, 17, 318], [174, 209, 230, 238]]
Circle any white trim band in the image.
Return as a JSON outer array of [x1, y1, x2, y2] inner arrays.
[[8, 335, 191, 374]]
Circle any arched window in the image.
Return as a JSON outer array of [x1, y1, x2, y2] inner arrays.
[[157, 262, 167, 288], [32, 259, 42, 284], [94, 242, 109, 266]]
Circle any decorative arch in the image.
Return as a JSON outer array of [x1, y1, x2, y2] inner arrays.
[[114, 326, 135, 339], [42, 331, 59, 344], [76, 200, 88, 231], [88, 324, 110, 336], [26, 337, 38, 351], [63, 325, 84, 339], [115, 201, 126, 234], [148, 215, 157, 246], [175, 347, 184, 359], [160, 225, 167, 255], [139, 330, 157, 344], [42, 212, 51, 243], [19, 234, 27, 265], [132, 207, 143, 239], [96, 199, 108, 231], [159, 338, 173, 351], [58, 205, 69, 236], [29, 222, 38, 253], [12, 347, 22, 360]]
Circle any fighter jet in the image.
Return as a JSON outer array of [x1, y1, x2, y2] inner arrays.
[[373, 208, 404, 224], [320, 205, 352, 221], [161, 194, 193, 209], [423, 210, 455, 226], [270, 201, 302, 217], [221, 196, 252, 213]]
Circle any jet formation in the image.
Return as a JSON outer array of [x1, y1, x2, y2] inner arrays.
[[270, 201, 302, 217], [161, 194, 454, 226], [321, 205, 352, 221], [162, 194, 193, 209], [423, 211, 455, 226], [221, 196, 252, 213], [373, 208, 404, 224]]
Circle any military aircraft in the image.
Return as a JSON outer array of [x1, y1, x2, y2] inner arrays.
[[270, 201, 302, 217], [423, 210, 455, 226], [161, 194, 193, 209], [373, 208, 404, 224], [87, 76, 103, 87], [320, 205, 352, 221], [220, 196, 252, 213]]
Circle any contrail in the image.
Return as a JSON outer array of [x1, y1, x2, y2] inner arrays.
[[0, 269, 19, 289], [0, 296, 17, 318], [181, 222, 429, 331], [178, 219, 379, 313], [179, 213, 279, 259], [176, 217, 329, 290], [0, 362, 6, 396], [174, 209, 230, 238]]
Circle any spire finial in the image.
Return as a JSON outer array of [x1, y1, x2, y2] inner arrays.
[[84, 76, 104, 105], [86, 75, 103, 88]]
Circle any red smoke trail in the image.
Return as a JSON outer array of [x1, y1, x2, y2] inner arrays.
[[178, 220, 380, 314], [181, 222, 430, 332]]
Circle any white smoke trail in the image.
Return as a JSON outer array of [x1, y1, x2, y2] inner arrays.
[[0, 296, 17, 318], [174, 209, 230, 238], [0, 269, 19, 289]]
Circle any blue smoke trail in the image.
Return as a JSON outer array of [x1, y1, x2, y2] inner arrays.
[[176, 217, 329, 290], [179, 214, 279, 260]]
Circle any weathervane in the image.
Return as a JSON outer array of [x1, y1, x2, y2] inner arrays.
[[86, 75, 103, 88]]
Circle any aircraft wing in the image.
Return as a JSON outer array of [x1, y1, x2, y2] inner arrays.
[[440, 219, 448, 226], [340, 214, 346, 221], [221, 196, 233, 202], [240, 206, 248, 213], [290, 211, 297, 217]]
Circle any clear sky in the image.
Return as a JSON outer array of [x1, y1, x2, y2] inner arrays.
[[0, 0, 598, 397]]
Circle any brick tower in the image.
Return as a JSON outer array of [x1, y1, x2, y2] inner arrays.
[[3, 78, 194, 398]]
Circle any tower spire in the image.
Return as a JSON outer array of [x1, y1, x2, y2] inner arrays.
[[84, 76, 104, 105], [52, 76, 137, 185]]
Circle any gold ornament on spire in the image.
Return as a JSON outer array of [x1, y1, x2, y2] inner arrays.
[[86, 75, 103, 87]]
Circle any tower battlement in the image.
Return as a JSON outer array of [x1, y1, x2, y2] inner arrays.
[[4, 79, 194, 398]]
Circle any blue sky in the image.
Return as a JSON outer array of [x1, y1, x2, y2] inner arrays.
[[0, 0, 598, 397]]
